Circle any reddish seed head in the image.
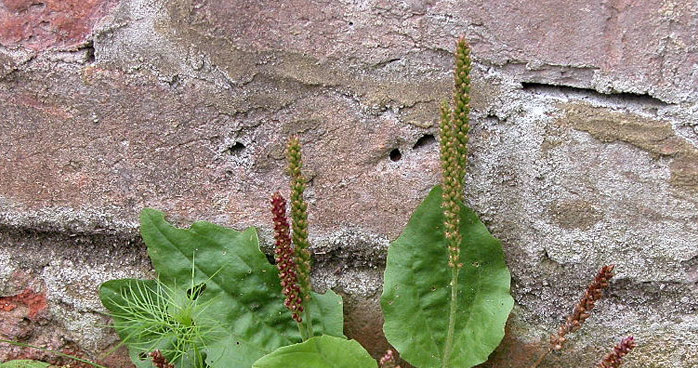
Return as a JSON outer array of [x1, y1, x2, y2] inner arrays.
[[379, 349, 402, 368], [271, 192, 304, 322], [551, 265, 616, 350], [597, 336, 636, 368], [149, 350, 175, 368]]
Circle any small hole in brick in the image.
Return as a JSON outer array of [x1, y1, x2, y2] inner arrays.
[[413, 134, 436, 149], [85, 46, 95, 63], [29, 2, 45, 11], [389, 148, 402, 162], [78, 40, 96, 64], [224, 142, 245, 155]]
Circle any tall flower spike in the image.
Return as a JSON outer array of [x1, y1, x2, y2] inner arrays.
[[287, 137, 312, 302], [550, 265, 616, 350], [440, 100, 463, 268], [271, 192, 303, 322], [596, 336, 636, 368], [440, 37, 472, 269], [441, 35, 473, 366], [451, 36, 472, 188]]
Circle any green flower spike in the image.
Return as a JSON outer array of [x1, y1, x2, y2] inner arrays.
[[440, 36, 473, 365], [287, 136, 314, 338], [452, 36, 472, 184], [440, 36, 472, 269]]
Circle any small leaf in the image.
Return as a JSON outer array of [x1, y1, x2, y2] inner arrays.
[[99, 279, 181, 368], [0, 361, 50, 368], [381, 185, 514, 368], [252, 336, 377, 368]]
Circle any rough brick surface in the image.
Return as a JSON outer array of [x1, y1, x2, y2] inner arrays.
[[0, 0, 119, 50], [1, 1, 697, 367]]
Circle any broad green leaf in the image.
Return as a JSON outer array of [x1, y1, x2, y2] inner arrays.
[[0, 361, 50, 368], [381, 185, 513, 368], [309, 289, 344, 337], [252, 336, 377, 368], [100, 209, 344, 368], [204, 290, 344, 368]]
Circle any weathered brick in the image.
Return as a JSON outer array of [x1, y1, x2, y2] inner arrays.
[[0, 0, 119, 50], [1, 1, 696, 367]]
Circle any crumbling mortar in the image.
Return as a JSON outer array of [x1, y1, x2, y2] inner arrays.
[[520, 82, 671, 108]]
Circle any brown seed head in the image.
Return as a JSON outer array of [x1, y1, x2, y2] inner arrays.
[[550, 265, 615, 350], [379, 349, 402, 368], [149, 350, 175, 368], [271, 192, 303, 322], [597, 336, 637, 368]]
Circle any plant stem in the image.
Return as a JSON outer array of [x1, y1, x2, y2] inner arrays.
[[296, 306, 313, 341], [303, 304, 314, 339], [194, 345, 204, 368], [530, 348, 551, 368], [442, 267, 460, 367], [297, 321, 309, 340]]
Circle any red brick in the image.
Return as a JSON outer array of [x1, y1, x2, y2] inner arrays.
[[0, 0, 119, 50]]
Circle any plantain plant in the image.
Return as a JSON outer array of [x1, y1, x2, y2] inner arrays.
[[99, 207, 346, 368], [89, 36, 636, 368], [98, 136, 355, 368], [380, 37, 513, 368], [95, 36, 513, 368]]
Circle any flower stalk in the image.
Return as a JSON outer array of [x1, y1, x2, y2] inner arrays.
[[451, 36, 472, 188], [440, 36, 472, 367], [530, 265, 616, 368], [287, 137, 314, 338], [271, 192, 304, 324], [440, 100, 463, 270], [596, 336, 636, 368], [550, 264, 615, 350]]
